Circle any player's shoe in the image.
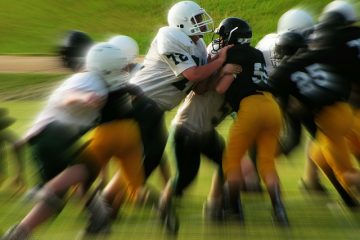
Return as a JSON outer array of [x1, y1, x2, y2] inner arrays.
[[1, 224, 29, 240], [298, 178, 328, 194], [83, 192, 112, 235], [223, 201, 245, 224], [203, 199, 224, 221], [272, 203, 290, 227], [157, 197, 180, 235]]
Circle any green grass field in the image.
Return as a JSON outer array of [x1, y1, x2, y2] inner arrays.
[[1, 76, 360, 239], [1, 0, 360, 238], [0, 0, 342, 55]]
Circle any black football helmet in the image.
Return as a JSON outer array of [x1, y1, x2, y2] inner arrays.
[[57, 30, 94, 72], [212, 17, 252, 50], [274, 31, 307, 63]]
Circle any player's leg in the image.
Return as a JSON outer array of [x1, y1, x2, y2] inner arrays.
[[308, 140, 359, 207], [2, 163, 97, 239], [316, 103, 360, 193], [201, 129, 225, 220], [82, 120, 140, 220], [102, 120, 145, 216], [346, 108, 360, 160], [299, 138, 328, 193], [158, 125, 198, 234], [172, 125, 201, 196], [256, 94, 288, 226], [222, 100, 258, 223], [132, 97, 168, 182]]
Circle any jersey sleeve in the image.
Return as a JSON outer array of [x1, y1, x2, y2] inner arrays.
[[157, 27, 198, 76], [225, 47, 243, 65], [160, 50, 197, 77]]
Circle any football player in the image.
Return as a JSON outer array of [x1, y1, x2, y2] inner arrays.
[[214, 17, 289, 226], [255, 8, 328, 193], [257, 8, 314, 74], [164, 59, 241, 221], [270, 0, 360, 210], [22, 30, 96, 201], [104, 34, 172, 192], [128, 1, 236, 233], [298, 0, 360, 206], [1, 42, 135, 240]]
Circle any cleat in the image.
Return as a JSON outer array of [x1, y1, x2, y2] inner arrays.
[[158, 198, 180, 235], [203, 200, 224, 221], [269, 185, 289, 227], [272, 204, 290, 227], [84, 192, 112, 235], [223, 205, 245, 223], [223, 182, 244, 224]]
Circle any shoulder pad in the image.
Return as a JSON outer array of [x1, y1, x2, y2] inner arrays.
[[157, 26, 193, 55], [255, 33, 278, 51]]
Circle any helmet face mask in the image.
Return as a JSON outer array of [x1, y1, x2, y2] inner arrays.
[[167, 1, 214, 36]]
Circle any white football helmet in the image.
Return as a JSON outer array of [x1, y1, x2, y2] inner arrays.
[[85, 42, 128, 78], [277, 8, 314, 34], [321, 0, 357, 24], [167, 1, 213, 36], [108, 35, 139, 64]]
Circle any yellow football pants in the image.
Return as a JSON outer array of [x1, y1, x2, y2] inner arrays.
[[311, 102, 357, 190], [346, 108, 360, 157], [223, 93, 282, 183], [84, 119, 144, 199]]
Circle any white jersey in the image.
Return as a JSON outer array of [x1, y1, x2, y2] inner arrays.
[[172, 90, 230, 133], [255, 33, 278, 75], [130, 26, 208, 111], [24, 72, 108, 139], [172, 42, 229, 133], [106, 63, 143, 91]]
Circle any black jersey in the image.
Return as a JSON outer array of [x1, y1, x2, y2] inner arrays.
[[270, 48, 351, 110], [310, 26, 360, 84], [312, 26, 360, 108], [100, 84, 144, 123], [224, 44, 270, 112]]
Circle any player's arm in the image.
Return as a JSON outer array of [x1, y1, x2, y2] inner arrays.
[[215, 74, 236, 94], [110, 83, 144, 98], [182, 45, 233, 82], [62, 90, 105, 108], [193, 63, 242, 94]]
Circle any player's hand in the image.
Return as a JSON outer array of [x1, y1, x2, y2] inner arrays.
[[222, 63, 242, 75], [217, 44, 234, 63]]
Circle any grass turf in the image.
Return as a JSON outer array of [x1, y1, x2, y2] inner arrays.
[[0, 100, 360, 240], [0, 0, 343, 55]]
